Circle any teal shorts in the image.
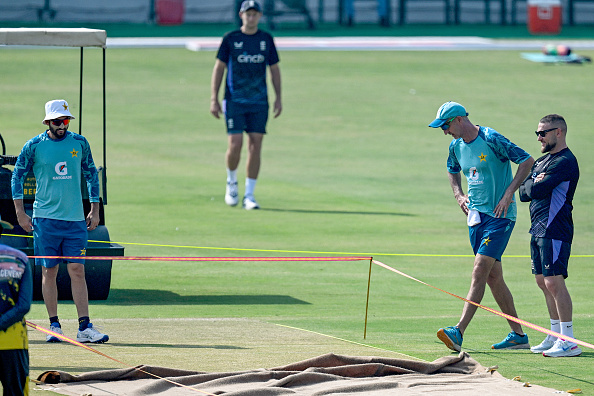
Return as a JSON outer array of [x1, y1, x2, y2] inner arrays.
[[468, 213, 515, 262], [33, 218, 87, 268]]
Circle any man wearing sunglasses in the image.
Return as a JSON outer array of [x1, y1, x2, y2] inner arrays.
[[519, 114, 581, 357], [428, 101, 534, 352], [11, 99, 108, 344]]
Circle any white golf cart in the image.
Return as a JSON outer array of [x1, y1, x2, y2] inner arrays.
[[0, 28, 124, 300]]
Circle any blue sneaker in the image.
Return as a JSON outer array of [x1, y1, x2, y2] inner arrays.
[[491, 331, 530, 349], [46, 322, 63, 343], [76, 323, 109, 343], [437, 326, 463, 352]]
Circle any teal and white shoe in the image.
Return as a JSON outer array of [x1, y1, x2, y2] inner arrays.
[[491, 331, 530, 349], [437, 326, 463, 352]]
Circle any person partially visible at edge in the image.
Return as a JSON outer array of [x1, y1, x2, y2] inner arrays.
[[519, 114, 581, 357], [428, 101, 535, 352], [210, 0, 282, 210], [11, 99, 109, 344], [0, 219, 33, 395]]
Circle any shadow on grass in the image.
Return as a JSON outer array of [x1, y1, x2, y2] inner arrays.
[[105, 289, 311, 305], [261, 208, 416, 216]]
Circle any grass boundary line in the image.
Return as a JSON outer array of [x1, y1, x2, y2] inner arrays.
[[273, 322, 429, 362]]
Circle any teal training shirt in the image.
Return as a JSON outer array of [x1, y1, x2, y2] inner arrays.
[[446, 127, 531, 221], [12, 131, 99, 221]]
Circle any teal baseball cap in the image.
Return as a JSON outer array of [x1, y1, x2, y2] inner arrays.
[[428, 101, 468, 128]]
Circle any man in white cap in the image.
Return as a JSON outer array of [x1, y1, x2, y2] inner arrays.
[[11, 99, 108, 343], [210, 0, 282, 210], [429, 101, 534, 352]]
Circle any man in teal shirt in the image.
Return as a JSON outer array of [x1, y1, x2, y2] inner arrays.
[[429, 101, 534, 352], [12, 99, 108, 344]]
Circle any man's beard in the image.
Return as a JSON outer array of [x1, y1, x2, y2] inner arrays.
[[542, 141, 555, 153], [48, 124, 67, 139]]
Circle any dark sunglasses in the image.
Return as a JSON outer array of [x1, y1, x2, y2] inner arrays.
[[50, 118, 71, 126], [535, 127, 557, 137], [440, 116, 456, 131]]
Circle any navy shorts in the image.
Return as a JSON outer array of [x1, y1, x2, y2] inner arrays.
[[223, 100, 268, 134], [468, 213, 515, 262], [530, 236, 571, 278], [33, 218, 87, 268]]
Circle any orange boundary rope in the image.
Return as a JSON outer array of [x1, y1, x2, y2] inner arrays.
[[27, 321, 217, 395], [28, 255, 372, 393], [31, 256, 372, 261], [28, 254, 592, 395], [372, 259, 594, 351]]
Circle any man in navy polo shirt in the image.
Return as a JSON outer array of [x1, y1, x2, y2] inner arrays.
[[210, 0, 282, 210]]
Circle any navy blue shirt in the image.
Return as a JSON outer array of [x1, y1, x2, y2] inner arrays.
[[216, 29, 279, 105], [519, 147, 579, 243]]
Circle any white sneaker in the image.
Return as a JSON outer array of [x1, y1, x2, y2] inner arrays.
[[46, 323, 63, 343], [530, 338, 556, 353], [77, 323, 109, 343], [543, 339, 582, 357], [225, 182, 239, 206], [242, 195, 260, 210]]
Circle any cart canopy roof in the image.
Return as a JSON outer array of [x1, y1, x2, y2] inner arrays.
[[0, 28, 106, 48]]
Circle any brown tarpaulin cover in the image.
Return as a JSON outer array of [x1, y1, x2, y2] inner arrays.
[[37, 352, 558, 395]]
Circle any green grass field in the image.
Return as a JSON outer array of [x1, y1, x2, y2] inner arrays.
[[1, 45, 594, 394]]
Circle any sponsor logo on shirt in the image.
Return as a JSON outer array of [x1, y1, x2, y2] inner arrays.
[[234, 41, 244, 49], [53, 161, 72, 180], [468, 167, 484, 185], [238, 53, 265, 63], [0, 268, 23, 279], [0, 262, 24, 279]]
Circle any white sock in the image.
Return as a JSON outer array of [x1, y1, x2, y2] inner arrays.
[[227, 169, 237, 184], [547, 319, 560, 342], [560, 321, 574, 341], [245, 178, 257, 197]]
